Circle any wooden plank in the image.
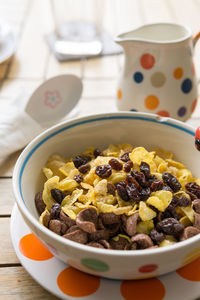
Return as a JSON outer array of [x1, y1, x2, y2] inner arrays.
[[0, 218, 19, 264], [8, 0, 51, 79], [0, 178, 15, 215], [82, 78, 117, 98], [0, 150, 21, 177], [0, 267, 59, 300]]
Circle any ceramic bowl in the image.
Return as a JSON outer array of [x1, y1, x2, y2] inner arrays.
[[13, 112, 200, 280]]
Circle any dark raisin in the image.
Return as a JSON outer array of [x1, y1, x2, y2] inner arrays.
[[170, 196, 180, 207], [162, 172, 181, 192], [107, 182, 116, 195], [50, 203, 61, 220], [126, 183, 140, 202], [150, 180, 164, 192], [162, 185, 173, 192], [156, 217, 184, 236], [109, 158, 123, 171], [73, 155, 90, 168], [120, 152, 130, 162], [35, 192, 45, 215], [116, 181, 129, 201], [126, 174, 140, 188], [95, 165, 112, 178], [94, 148, 103, 158], [185, 182, 200, 198], [74, 174, 83, 183], [139, 187, 151, 201], [124, 161, 133, 172], [140, 161, 151, 178], [78, 163, 91, 174], [131, 170, 148, 187], [178, 196, 191, 207], [160, 205, 178, 220], [150, 229, 165, 244], [51, 188, 65, 204], [148, 175, 156, 185]]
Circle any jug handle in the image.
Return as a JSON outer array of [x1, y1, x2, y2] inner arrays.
[[193, 32, 200, 47], [195, 126, 200, 151]]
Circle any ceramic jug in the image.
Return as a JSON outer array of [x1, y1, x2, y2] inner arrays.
[[115, 23, 200, 121]]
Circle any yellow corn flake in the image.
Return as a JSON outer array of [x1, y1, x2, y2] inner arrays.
[[179, 216, 192, 227], [113, 206, 133, 215], [108, 171, 127, 184], [151, 172, 162, 180], [81, 182, 93, 190], [127, 205, 138, 216], [94, 179, 107, 195], [39, 209, 48, 224], [62, 207, 77, 219], [97, 202, 117, 213], [139, 201, 156, 221], [45, 156, 66, 179], [166, 159, 186, 169], [83, 167, 98, 185], [159, 237, 176, 247], [178, 206, 195, 223], [129, 147, 155, 165], [177, 169, 193, 187], [168, 166, 178, 176], [157, 162, 168, 173], [153, 148, 173, 160], [112, 234, 132, 243], [147, 191, 172, 212], [136, 220, 154, 234], [59, 162, 76, 177], [174, 191, 190, 199], [61, 189, 83, 208], [43, 167, 53, 179], [103, 144, 120, 157], [58, 178, 78, 191], [42, 176, 59, 210]]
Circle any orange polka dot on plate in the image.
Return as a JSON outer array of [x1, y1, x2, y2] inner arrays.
[[19, 233, 53, 261], [173, 67, 183, 79], [157, 110, 170, 117], [145, 95, 159, 110], [191, 98, 197, 113], [117, 89, 122, 100], [140, 54, 155, 69], [176, 256, 200, 281], [120, 278, 165, 300], [57, 267, 100, 297]]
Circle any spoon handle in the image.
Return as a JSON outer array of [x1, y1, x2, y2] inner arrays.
[[195, 127, 200, 151]]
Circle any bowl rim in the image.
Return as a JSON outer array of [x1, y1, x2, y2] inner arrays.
[[13, 111, 200, 257]]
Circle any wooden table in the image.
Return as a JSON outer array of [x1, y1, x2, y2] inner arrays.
[[1, 0, 200, 298]]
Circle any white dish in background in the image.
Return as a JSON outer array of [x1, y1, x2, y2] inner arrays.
[[0, 24, 17, 64], [10, 204, 200, 300]]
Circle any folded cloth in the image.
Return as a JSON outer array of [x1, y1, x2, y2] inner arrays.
[[0, 101, 42, 160], [45, 22, 122, 62]]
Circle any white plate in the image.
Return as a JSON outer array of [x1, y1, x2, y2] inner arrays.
[[10, 204, 200, 300], [0, 25, 17, 64]]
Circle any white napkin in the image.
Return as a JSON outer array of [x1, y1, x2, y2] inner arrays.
[[0, 101, 43, 160]]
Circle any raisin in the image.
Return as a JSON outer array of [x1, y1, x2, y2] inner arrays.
[[148, 175, 156, 185], [150, 229, 165, 244], [120, 152, 130, 162], [126, 183, 140, 202], [78, 163, 91, 174], [116, 181, 129, 201], [162, 185, 173, 192], [74, 174, 83, 183], [139, 187, 151, 201], [131, 170, 148, 187], [185, 182, 200, 198], [140, 162, 151, 178], [95, 165, 112, 178], [35, 192, 45, 215], [162, 172, 181, 192], [170, 196, 180, 207], [156, 218, 184, 236], [160, 205, 178, 220], [94, 148, 103, 158], [178, 196, 191, 207], [109, 158, 123, 170], [107, 182, 116, 195], [124, 161, 133, 172], [73, 155, 90, 168], [50, 203, 61, 220], [126, 174, 140, 188], [150, 180, 164, 192], [51, 188, 65, 204]]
